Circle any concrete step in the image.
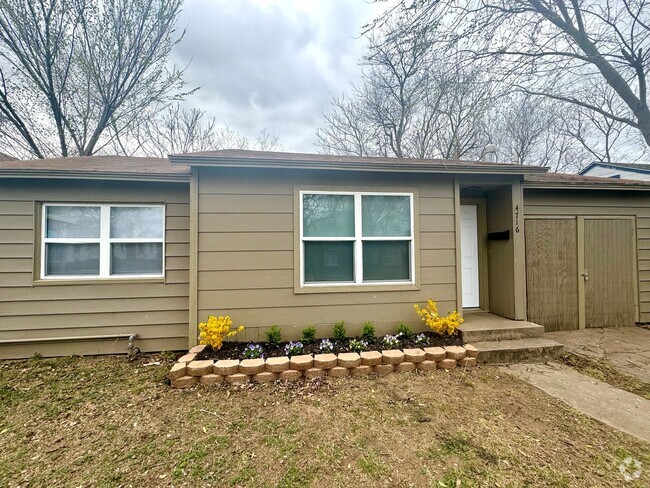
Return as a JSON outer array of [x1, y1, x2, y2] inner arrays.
[[461, 321, 545, 343], [472, 338, 564, 365]]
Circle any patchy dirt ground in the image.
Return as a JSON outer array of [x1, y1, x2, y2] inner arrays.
[[1, 354, 649, 487]]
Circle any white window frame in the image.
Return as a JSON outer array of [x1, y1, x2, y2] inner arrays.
[[299, 191, 415, 287], [41, 203, 165, 280]]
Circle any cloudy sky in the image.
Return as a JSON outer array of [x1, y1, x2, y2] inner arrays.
[[171, 0, 389, 152]]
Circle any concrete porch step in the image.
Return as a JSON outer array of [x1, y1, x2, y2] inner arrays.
[[472, 338, 564, 365], [461, 320, 545, 343]]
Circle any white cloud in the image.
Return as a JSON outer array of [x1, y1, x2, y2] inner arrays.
[[171, 0, 387, 151]]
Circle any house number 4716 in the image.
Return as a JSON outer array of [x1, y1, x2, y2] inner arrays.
[[515, 205, 520, 233]]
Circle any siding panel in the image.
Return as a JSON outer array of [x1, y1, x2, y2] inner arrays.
[[0, 178, 190, 358], [196, 167, 458, 340]]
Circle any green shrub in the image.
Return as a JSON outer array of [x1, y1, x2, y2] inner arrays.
[[361, 321, 376, 342], [266, 325, 282, 348], [301, 325, 317, 343], [397, 321, 414, 339], [333, 321, 347, 343]]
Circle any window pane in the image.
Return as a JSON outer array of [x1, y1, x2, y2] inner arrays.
[[46, 206, 100, 238], [362, 195, 411, 237], [303, 194, 354, 237], [304, 241, 354, 282], [111, 207, 164, 238], [111, 243, 163, 275], [363, 241, 410, 281], [45, 243, 100, 276]]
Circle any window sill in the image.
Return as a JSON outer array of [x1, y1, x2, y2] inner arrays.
[[294, 283, 420, 294], [33, 277, 166, 286]]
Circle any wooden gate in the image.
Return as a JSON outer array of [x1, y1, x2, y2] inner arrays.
[[525, 217, 637, 331], [584, 219, 636, 328], [525, 219, 579, 331]]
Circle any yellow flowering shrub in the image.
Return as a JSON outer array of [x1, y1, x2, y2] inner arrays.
[[413, 299, 463, 336], [198, 315, 244, 350]]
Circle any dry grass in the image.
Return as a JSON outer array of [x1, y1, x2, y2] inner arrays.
[[560, 352, 650, 400], [1, 353, 649, 487]]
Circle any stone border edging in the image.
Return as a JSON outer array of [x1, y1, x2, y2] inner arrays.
[[169, 344, 479, 389]]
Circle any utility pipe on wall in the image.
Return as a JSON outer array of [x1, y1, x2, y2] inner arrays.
[[0, 333, 138, 356]]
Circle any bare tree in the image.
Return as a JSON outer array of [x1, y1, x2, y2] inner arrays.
[[316, 17, 494, 160], [109, 103, 282, 157], [0, 0, 188, 159], [376, 0, 650, 150], [316, 95, 381, 156], [487, 94, 593, 172]]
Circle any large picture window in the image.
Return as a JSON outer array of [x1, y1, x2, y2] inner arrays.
[[300, 191, 414, 286], [41, 204, 164, 279]]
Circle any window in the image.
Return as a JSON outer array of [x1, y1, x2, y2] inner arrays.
[[42, 204, 164, 279], [300, 191, 414, 286]]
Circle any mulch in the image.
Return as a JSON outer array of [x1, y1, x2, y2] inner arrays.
[[195, 330, 462, 361]]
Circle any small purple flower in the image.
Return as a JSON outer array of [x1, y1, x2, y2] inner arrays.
[[414, 333, 428, 345], [284, 341, 304, 356], [348, 339, 368, 352], [382, 335, 400, 348], [319, 338, 334, 353], [243, 343, 264, 359]]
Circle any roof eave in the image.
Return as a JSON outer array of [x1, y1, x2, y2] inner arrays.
[[523, 181, 650, 191], [168, 155, 549, 175], [580, 161, 650, 176], [0, 169, 191, 182]]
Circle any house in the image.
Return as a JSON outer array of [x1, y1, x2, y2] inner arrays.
[[580, 161, 650, 181], [1, 150, 649, 359]]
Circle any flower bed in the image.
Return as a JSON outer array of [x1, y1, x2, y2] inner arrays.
[[169, 343, 479, 389], [194, 330, 463, 361]]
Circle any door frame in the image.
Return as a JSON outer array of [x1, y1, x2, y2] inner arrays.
[[460, 198, 489, 310], [526, 214, 639, 329]]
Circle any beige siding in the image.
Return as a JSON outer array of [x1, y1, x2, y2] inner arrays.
[[196, 167, 458, 340], [524, 189, 650, 322], [486, 186, 516, 318], [0, 178, 190, 358]]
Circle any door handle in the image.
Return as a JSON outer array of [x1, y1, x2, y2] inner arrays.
[[581, 270, 589, 281]]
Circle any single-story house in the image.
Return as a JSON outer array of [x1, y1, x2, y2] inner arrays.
[[580, 161, 650, 181], [1, 150, 649, 359]]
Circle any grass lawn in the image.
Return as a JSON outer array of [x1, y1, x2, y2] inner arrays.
[[1, 354, 648, 487]]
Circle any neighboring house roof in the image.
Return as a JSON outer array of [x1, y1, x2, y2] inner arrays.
[[524, 172, 650, 190], [0, 155, 191, 180], [579, 161, 650, 176], [0, 152, 17, 161], [169, 149, 550, 175]]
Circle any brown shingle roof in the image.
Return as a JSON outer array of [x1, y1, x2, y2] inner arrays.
[[169, 149, 549, 174], [0, 155, 190, 178], [524, 172, 650, 189]]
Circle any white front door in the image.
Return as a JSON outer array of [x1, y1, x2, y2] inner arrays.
[[460, 205, 480, 308]]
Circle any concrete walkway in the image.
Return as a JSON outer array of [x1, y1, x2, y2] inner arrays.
[[502, 362, 650, 443], [546, 327, 650, 382]]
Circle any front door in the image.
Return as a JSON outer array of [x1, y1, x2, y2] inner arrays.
[[460, 205, 480, 308]]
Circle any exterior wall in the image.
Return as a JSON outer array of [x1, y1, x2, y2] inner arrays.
[[486, 187, 516, 318], [523, 188, 650, 323], [195, 167, 459, 341], [0, 178, 190, 359], [581, 165, 650, 181]]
